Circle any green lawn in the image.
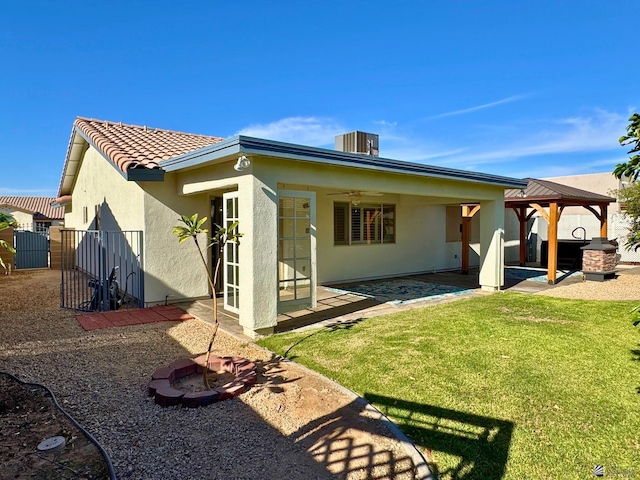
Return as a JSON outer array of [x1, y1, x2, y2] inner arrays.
[[257, 292, 640, 480]]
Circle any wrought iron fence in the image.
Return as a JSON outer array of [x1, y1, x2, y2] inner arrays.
[[60, 230, 144, 311]]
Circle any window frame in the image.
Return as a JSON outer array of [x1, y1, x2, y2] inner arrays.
[[333, 201, 396, 246]]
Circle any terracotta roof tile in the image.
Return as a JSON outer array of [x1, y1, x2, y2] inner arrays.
[[0, 197, 64, 220], [74, 117, 224, 174]]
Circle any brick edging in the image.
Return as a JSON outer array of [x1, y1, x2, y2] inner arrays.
[[148, 355, 257, 408]]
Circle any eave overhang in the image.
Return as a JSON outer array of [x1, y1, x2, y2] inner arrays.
[[57, 125, 165, 197]]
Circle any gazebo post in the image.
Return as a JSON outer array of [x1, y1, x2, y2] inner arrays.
[[461, 204, 480, 274], [600, 203, 608, 238], [547, 202, 559, 285], [518, 206, 527, 266]]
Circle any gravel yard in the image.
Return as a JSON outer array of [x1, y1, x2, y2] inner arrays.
[[535, 266, 640, 300], [0, 270, 417, 480], [2, 267, 638, 479]]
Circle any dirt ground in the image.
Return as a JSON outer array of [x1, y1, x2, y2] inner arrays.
[[0, 270, 419, 479], [0, 373, 110, 479]]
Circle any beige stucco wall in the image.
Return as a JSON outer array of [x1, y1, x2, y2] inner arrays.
[[140, 174, 213, 306], [545, 172, 623, 215], [0, 207, 32, 227], [65, 147, 145, 230], [177, 160, 281, 335], [65, 146, 212, 306]]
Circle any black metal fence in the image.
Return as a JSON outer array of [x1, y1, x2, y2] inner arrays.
[[60, 230, 144, 311]]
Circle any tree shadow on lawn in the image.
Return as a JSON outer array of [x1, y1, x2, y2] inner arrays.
[[282, 318, 365, 360], [365, 393, 514, 480]]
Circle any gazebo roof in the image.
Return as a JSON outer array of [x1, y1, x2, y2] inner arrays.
[[505, 178, 616, 207]]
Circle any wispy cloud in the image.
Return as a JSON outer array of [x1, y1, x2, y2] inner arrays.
[[233, 109, 629, 181], [236, 116, 345, 147], [443, 110, 627, 166], [373, 120, 397, 128], [0, 187, 57, 196], [380, 145, 468, 163], [507, 158, 624, 179], [428, 94, 529, 120]]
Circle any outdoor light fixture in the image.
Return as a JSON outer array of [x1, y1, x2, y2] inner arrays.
[[233, 155, 251, 171], [350, 193, 362, 206]]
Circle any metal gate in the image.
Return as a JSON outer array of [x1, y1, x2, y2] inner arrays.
[[14, 229, 49, 269], [60, 230, 144, 311]]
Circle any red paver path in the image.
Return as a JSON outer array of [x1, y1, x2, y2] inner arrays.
[[76, 305, 193, 331]]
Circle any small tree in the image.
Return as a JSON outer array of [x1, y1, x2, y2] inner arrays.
[[614, 113, 640, 181], [173, 213, 243, 389], [0, 213, 17, 274], [612, 114, 640, 252], [612, 181, 640, 251], [614, 114, 640, 331]]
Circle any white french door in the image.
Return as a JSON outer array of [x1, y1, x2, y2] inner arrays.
[[277, 190, 316, 313], [223, 192, 240, 314]]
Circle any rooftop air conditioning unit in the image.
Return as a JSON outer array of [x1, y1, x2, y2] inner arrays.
[[335, 131, 379, 156]]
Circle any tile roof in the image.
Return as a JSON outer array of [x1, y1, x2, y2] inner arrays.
[[505, 178, 616, 204], [0, 196, 64, 220], [74, 117, 225, 173]]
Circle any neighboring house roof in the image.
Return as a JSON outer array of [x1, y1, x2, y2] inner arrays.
[[0, 196, 64, 220], [504, 178, 616, 206], [57, 117, 224, 196]]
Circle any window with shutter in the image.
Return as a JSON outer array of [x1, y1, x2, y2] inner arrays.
[[333, 202, 395, 245]]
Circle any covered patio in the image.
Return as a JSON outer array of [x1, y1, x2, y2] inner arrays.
[[180, 267, 586, 338]]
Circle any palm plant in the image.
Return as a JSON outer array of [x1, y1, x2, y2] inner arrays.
[[173, 213, 243, 389], [0, 213, 18, 274]]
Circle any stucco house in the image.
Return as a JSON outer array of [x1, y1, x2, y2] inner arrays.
[[0, 196, 64, 232], [55, 117, 527, 337]]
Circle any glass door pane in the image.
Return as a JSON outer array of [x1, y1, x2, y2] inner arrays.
[[223, 192, 239, 313], [277, 191, 315, 313]]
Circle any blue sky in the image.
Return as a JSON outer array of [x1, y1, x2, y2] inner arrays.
[[0, 1, 636, 197]]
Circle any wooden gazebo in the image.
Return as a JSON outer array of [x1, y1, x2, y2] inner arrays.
[[504, 178, 616, 284]]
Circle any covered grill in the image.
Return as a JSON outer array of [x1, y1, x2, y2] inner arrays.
[[581, 237, 618, 281]]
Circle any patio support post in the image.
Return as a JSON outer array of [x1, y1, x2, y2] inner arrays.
[[547, 202, 559, 285], [478, 199, 504, 291], [238, 175, 278, 338], [461, 204, 480, 274]]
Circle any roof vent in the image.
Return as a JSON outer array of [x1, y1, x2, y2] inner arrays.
[[335, 131, 379, 156]]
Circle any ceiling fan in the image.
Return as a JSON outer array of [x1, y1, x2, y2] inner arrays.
[[327, 191, 383, 205]]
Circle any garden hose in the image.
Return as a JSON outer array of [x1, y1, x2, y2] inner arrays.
[[0, 370, 117, 479]]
